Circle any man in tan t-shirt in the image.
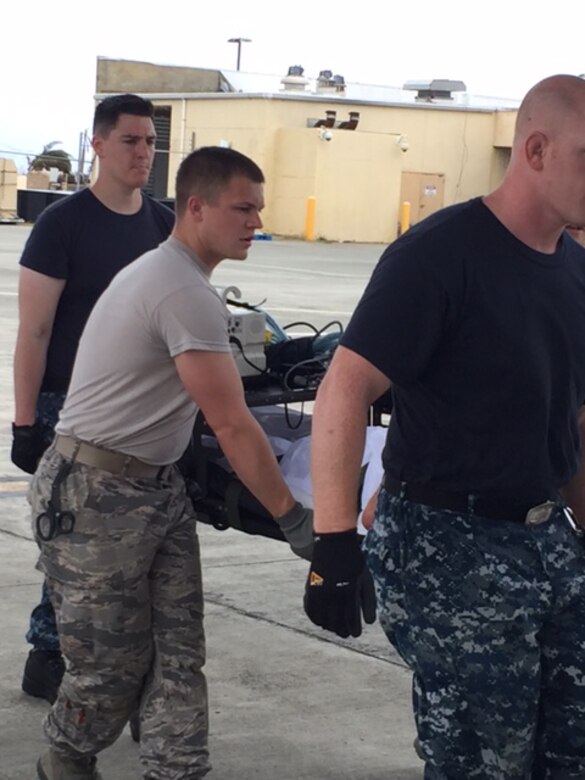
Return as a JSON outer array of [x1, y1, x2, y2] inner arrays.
[[31, 147, 312, 780]]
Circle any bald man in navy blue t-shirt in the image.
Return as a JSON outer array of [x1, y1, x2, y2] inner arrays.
[[306, 74, 585, 778]]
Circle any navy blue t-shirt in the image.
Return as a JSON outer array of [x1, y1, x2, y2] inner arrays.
[[20, 189, 174, 392], [342, 198, 585, 503]]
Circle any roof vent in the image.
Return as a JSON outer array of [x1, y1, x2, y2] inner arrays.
[[316, 70, 346, 95], [281, 65, 309, 91], [403, 79, 466, 101]]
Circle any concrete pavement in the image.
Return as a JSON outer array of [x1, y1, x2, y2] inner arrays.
[[0, 225, 423, 780]]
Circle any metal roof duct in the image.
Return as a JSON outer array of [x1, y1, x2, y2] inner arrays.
[[403, 79, 467, 101]]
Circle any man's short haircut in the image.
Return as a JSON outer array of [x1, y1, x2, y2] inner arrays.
[[93, 94, 155, 136], [175, 146, 265, 216]]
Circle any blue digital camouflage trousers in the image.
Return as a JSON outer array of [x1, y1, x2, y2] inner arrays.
[[26, 391, 66, 652], [364, 487, 585, 780], [30, 443, 209, 780]]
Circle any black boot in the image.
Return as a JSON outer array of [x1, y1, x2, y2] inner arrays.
[[22, 649, 65, 703]]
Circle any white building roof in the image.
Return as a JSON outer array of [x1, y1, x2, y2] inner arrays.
[[220, 68, 521, 111]]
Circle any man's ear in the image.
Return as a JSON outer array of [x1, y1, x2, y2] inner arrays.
[[525, 131, 548, 171], [91, 134, 103, 157], [187, 195, 205, 220]]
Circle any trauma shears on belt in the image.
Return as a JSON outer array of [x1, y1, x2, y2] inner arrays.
[[35, 461, 75, 541]]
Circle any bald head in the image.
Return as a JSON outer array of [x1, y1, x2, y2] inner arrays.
[[486, 73, 585, 250], [514, 74, 585, 147]]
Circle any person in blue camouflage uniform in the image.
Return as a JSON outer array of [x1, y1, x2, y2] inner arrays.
[[305, 74, 585, 779], [11, 94, 174, 704], [24, 393, 66, 659]]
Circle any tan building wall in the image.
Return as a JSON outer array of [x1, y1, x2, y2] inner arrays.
[[269, 127, 402, 242], [0, 158, 18, 218], [494, 110, 517, 147], [154, 95, 516, 242]]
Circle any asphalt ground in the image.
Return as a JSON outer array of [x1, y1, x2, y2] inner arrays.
[[0, 225, 423, 780]]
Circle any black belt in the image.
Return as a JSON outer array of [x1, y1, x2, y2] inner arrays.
[[382, 475, 554, 524]]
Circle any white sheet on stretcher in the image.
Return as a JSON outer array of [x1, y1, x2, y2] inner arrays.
[[276, 426, 386, 536], [205, 407, 386, 535]]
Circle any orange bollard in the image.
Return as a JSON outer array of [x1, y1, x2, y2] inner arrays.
[[305, 196, 316, 241], [400, 201, 411, 235]]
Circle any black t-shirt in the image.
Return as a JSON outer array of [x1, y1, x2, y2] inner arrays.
[[342, 198, 585, 502], [20, 189, 174, 392]]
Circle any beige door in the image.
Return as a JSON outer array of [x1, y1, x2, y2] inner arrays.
[[399, 171, 445, 228]]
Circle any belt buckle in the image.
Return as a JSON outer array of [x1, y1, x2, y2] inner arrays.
[[524, 500, 556, 526]]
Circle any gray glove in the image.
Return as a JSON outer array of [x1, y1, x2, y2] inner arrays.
[[276, 502, 314, 560]]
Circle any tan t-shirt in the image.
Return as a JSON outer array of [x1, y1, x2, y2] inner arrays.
[[56, 237, 231, 464]]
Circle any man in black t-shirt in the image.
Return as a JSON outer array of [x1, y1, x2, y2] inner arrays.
[[305, 75, 585, 778], [12, 93, 173, 706]]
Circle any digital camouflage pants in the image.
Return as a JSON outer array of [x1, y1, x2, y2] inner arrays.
[[364, 487, 585, 780], [26, 391, 65, 652], [30, 443, 209, 780]]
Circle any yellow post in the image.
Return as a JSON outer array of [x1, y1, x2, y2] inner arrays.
[[305, 196, 316, 241], [400, 201, 411, 235]]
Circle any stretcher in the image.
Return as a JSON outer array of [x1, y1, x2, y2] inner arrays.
[[178, 369, 392, 542], [176, 291, 393, 539]]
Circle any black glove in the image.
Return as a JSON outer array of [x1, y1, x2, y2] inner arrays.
[[304, 529, 377, 638], [11, 422, 50, 474], [276, 502, 314, 560]]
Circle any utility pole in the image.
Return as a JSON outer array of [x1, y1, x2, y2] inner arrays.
[[77, 130, 88, 190], [228, 37, 251, 71]]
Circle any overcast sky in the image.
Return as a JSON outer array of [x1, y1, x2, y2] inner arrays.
[[2, 0, 584, 171]]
